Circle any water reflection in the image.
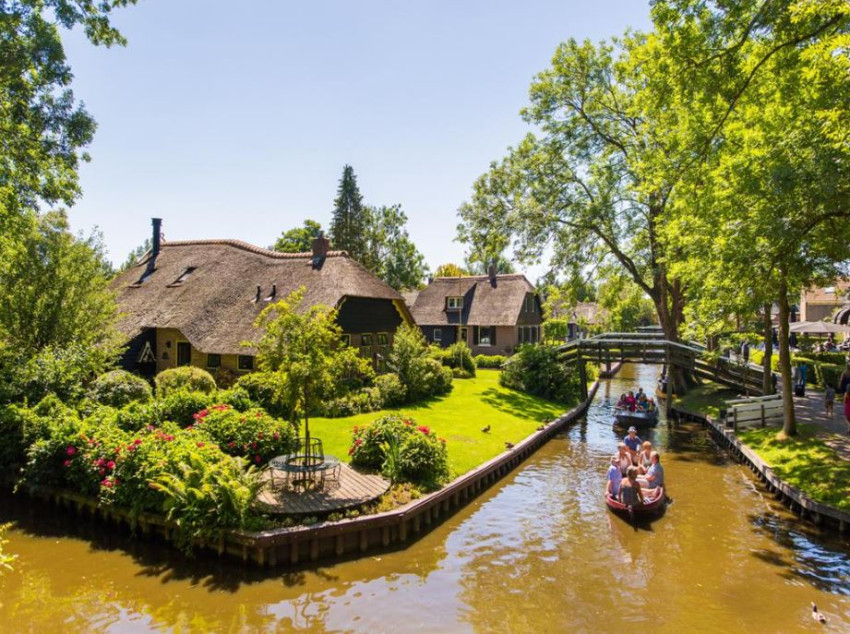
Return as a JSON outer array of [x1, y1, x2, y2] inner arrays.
[[1, 363, 849, 632]]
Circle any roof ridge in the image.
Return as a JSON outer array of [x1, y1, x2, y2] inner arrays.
[[142, 239, 349, 260], [433, 273, 526, 280]]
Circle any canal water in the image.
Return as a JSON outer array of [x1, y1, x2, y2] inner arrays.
[[1, 364, 849, 632]]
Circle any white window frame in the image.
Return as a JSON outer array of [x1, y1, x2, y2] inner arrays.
[[433, 329, 442, 342], [446, 296, 463, 310]]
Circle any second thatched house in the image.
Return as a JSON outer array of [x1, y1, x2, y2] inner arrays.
[[111, 219, 413, 378], [408, 268, 543, 356]]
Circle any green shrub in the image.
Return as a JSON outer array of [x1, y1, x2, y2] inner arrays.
[[155, 367, 216, 397], [158, 390, 209, 427], [438, 342, 476, 376], [389, 324, 453, 403], [114, 402, 159, 432], [0, 405, 33, 470], [191, 404, 296, 465], [422, 358, 453, 399], [349, 414, 448, 485], [235, 371, 291, 419], [815, 363, 843, 390], [89, 370, 152, 408], [319, 387, 382, 418], [474, 354, 507, 369], [500, 344, 581, 404], [215, 386, 256, 412], [452, 368, 474, 379], [212, 367, 238, 389], [374, 373, 406, 407], [5, 343, 111, 405]]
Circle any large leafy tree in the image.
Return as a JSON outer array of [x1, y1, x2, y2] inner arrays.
[[363, 205, 428, 290], [433, 263, 468, 278], [329, 165, 368, 262], [272, 219, 322, 253]]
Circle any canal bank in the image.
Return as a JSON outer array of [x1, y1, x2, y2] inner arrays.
[[2, 363, 848, 632]]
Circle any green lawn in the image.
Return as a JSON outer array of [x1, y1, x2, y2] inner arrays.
[[307, 370, 569, 478], [738, 424, 850, 511], [673, 382, 738, 419]]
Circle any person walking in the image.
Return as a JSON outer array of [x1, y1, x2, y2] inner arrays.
[[844, 389, 850, 434], [741, 340, 750, 363], [825, 384, 836, 418]]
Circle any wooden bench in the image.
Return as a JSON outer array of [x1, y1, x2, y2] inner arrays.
[[721, 394, 784, 431]]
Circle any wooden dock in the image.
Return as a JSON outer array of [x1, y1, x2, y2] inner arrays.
[[256, 465, 390, 515]]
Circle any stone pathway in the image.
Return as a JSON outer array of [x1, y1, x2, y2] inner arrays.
[[787, 388, 850, 461]]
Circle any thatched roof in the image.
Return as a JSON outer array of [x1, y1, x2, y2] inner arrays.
[[111, 239, 408, 355], [410, 274, 536, 326]]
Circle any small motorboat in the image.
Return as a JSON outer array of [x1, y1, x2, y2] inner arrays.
[[613, 408, 659, 428], [605, 486, 666, 518]]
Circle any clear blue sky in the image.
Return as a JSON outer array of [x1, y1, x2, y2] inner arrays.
[[63, 1, 652, 277]]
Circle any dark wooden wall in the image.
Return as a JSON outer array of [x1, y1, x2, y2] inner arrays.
[[337, 297, 404, 334]]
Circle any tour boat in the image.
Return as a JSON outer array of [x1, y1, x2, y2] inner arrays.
[[613, 407, 659, 428], [605, 486, 666, 518]]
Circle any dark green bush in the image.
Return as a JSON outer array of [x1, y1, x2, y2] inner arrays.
[[158, 390, 209, 427], [114, 401, 159, 432], [500, 344, 581, 404], [319, 387, 382, 418], [374, 373, 406, 407], [215, 386, 256, 412], [389, 324, 453, 403], [435, 342, 476, 376], [155, 366, 216, 397], [815, 363, 843, 390], [89, 370, 152, 408], [349, 414, 448, 485], [235, 371, 291, 419], [212, 366, 238, 389], [474, 354, 508, 369]]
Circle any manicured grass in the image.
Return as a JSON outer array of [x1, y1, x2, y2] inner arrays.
[[673, 382, 739, 419], [738, 424, 850, 511], [308, 370, 569, 478]]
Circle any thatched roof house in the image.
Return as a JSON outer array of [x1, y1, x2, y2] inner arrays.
[[112, 219, 412, 377], [409, 268, 542, 356]]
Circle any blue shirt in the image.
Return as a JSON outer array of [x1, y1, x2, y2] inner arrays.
[[646, 462, 664, 489], [624, 434, 642, 452], [606, 464, 622, 497]]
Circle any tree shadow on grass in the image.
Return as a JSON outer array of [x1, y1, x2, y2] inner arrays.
[[479, 387, 564, 422]]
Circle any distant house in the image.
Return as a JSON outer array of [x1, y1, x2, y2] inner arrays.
[[409, 268, 542, 356], [800, 280, 850, 322], [111, 219, 413, 378]]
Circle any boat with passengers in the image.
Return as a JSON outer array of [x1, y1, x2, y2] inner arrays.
[[613, 389, 659, 428]]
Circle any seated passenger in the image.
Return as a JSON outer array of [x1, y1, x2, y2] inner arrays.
[[623, 426, 642, 457], [646, 398, 656, 412], [619, 466, 644, 507], [637, 441, 653, 474], [625, 391, 636, 412], [636, 392, 649, 411], [616, 393, 628, 409], [606, 457, 622, 499], [613, 443, 632, 475], [639, 452, 665, 492]]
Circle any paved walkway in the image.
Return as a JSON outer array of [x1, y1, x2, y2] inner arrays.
[[787, 388, 850, 461]]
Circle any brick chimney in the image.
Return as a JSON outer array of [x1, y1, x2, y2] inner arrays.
[[488, 260, 497, 286], [312, 232, 330, 269]]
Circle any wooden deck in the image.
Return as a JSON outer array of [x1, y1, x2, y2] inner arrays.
[[256, 464, 390, 515]]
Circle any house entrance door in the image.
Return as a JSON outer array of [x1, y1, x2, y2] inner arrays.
[[177, 342, 191, 366]]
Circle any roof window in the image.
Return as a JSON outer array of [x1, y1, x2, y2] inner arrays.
[[167, 267, 196, 287]]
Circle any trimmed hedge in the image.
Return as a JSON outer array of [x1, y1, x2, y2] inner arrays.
[[89, 370, 153, 408], [155, 367, 216, 396], [474, 354, 507, 369]]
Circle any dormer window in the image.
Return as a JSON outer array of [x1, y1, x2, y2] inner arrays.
[[446, 296, 463, 310], [168, 267, 196, 287]]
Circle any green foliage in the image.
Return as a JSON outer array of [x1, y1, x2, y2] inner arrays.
[[388, 323, 454, 402], [113, 401, 158, 432], [89, 370, 152, 408], [157, 390, 210, 427], [433, 263, 468, 278], [215, 385, 256, 412], [0, 523, 15, 575], [374, 373, 407, 408], [434, 342, 477, 376], [0, 405, 37, 470], [543, 318, 568, 344], [319, 387, 383, 418], [329, 165, 368, 261], [474, 354, 508, 369], [190, 404, 296, 465], [212, 367, 238, 390], [362, 205, 429, 290], [235, 371, 290, 419], [500, 345, 581, 404], [349, 414, 448, 486], [596, 273, 656, 333], [155, 367, 217, 397], [272, 219, 322, 253], [815, 363, 842, 391]]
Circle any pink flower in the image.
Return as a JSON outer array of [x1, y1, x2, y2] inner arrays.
[[63, 459, 72, 467], [197, 442, 205, 448], [101, 479, 113, 488], [99, 468, 106, 477], [96, 458, 106, 467], [133, 438, 142, 445], [66, 446, 77, 457], [107, 461, 115, 470], [273, 432, 280, 441], [147, 425, 155, 432]]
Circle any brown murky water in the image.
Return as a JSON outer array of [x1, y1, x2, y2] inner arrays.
[[1, 364, 849, 633]]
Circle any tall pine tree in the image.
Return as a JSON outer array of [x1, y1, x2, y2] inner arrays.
[[329, 165, 367, 261]]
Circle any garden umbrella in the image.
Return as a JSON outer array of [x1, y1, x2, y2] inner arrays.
[[788, 321, 850, 334]]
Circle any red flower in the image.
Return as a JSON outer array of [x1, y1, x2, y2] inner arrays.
[[66, 446, 77, 457], [193, 409, 209, 421], [101, 479, 113, 488], [254, 455, 262, 464], [96, 458, 106, 467], [403, 419, 413, 426], [133, 438, 142, 445], [273, 432, 280, 441], [354, 439, 363, 446], [256, 412, 262, 418], [126, 444, 136, 452], [228, 441, 236, 448], [107, 461, 116, 470], [251, 442, 258, 450], [63, 459, 72, 467], [417, 426, 430, 435], [99, 468, 106, 477], [197, 442, 205, 448]]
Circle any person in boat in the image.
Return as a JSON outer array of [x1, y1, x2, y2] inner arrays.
[[637, 441, 654, 474], [619, 466, 644, 507], [623, 426, 642, 459], [613, 443, 632, 475], [624, 391, 636, 412], [606, 456, 622, 499], [639, 451, 664, 494], [636, 392, 649, 411], [616, 393, 628, 410], [646, 397, 656, 412]]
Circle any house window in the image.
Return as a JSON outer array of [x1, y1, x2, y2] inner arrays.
[[340, 334, 351, 347], [377, 333, 388, 345], [479, 327, 492, 346], [526, 295, 535, 313], [361, 334, 373, 346], [446, 296, 463, 310], [360, 346, 372, 358], [238, 355, 254, 371], [434, 329, 442, 342], [177, 341, 191, 366], [459, 327, 468, 343], [206, 354, 221, 369]]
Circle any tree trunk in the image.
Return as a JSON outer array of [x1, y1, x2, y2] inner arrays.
[[777, 276, 797, 436], [651, 278, 694, 396], [762, 302, 774, 395]]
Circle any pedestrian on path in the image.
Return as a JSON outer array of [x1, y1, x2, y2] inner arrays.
[[825, 384, 835, 418], [844, 390, 850, 434]]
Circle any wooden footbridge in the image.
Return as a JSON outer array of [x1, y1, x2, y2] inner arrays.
[[558, 331, 766, 410]]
